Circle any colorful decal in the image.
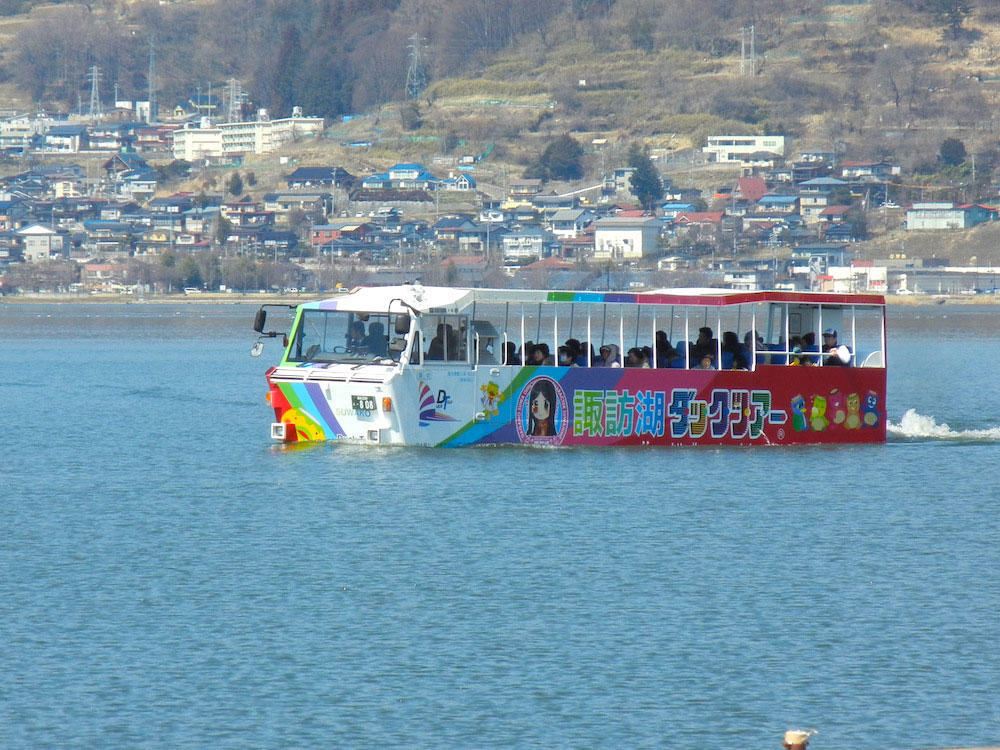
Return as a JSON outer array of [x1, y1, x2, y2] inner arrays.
[[418, 380, 457, 426], [791, 395, 807, 432], [480, 381, 500, 418], [845, 392, 861, 429], [810, 394, 829, 431], [515, 376, 569, 445], [862, 390, 881, 427], [829, 389, 846, 426]]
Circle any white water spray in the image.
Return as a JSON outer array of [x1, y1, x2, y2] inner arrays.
[[888, 408, 1000, 441]]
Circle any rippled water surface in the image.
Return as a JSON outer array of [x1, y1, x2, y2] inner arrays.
[[1, 302, 999, 749]]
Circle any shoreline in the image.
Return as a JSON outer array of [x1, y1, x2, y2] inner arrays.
[[2, 292, 999, 306]]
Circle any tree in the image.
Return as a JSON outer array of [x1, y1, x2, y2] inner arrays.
[[940, 137, 967, 166], [923, 0, 971, 39], [227, 172, 244, 197], [627, 144, 663, 210], [528, 134, 584, 182]]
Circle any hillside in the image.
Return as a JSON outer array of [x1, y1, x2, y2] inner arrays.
[[5, 0, 1000, 263], [2, 0, 999, 168]]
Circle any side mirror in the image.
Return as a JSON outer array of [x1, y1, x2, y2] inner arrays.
[[394, 314, 411, 334], [252, 308, 266, 333]]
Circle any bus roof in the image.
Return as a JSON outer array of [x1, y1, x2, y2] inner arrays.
[[306, 285, 885, 314]]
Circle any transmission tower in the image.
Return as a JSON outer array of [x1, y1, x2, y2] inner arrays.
[[147, 36, 158, 123], [405, 33, 429, 99], [739, 25, 756, 77], [88, 66, 102, 119], [226, 78, 245, 122]]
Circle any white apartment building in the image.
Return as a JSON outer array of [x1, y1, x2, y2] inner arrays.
[[703, 135, 785, 163], [592, 217, 660, 260], [173, 108, 324, 161]]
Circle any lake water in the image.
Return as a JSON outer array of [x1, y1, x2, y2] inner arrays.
[[1, 302, 998, 749]]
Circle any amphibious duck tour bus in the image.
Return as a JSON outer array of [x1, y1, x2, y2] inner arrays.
[[252, 285, 887, 447]]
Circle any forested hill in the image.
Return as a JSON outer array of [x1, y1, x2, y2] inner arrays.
[[2, 0, 999, 165]]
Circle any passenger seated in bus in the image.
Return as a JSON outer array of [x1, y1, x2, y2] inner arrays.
[[562, 338, 585, 366], [626, 347, 650, 368], [347, 320, 367, 351], [693, 327, 716, 360], [531, 342, 554, 366], [720, 331, 749, 370], [822, 328, 851, 366], [363, 321, 388, 356], [597, 344, 621, 367], [697, 354, 716, 370], [788, 345, 813, 366], [502, 341, 518, 365], [801, 332, 819, 364], [579, 341, 596, 367], [654, 331, 680, 368], [558, 345, 575, 366]]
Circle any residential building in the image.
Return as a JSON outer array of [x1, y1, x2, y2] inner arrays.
[[18, 224, 63, 261], [172, 108, 324, 160], [284, 166, 354, 189], [703, 135, 785, 163], [905, 202, 999, 230], [592, 216, 660, 260]]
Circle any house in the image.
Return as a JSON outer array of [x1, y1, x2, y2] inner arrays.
[[42, 125, 89, 153], [363, 163, 440, 191], [284, 166, 355, 189], [262, 192, 331, 224], [441, 172, 477, 191], [558, 232, 595, 259], [756, 194, 799, 214], [508, 179, 543, 200], [905, 202, 999, 230], [116, 170, 158, 202], [17, 224, 64, 262], [547, 208, 596, 239], [798, 177, 848, 223], [309, 222, 374, 247], [702, 135, 785, 163], [82, 220, 135, 256], [734, 177, 768, 203], [672, 211, 725, 228], [660, 202, 698, 219], [103, 153, 149, 179], [792, 161, 832, 183], [604, 166, 636, 194], [671, 211, 725, 246], [592, 216, 660, 260], [839, 161, 899, 181], [82, 263, 131, 291], [502, 227, 556, 261]]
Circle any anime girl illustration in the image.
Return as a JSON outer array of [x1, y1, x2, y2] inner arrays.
[[526, 378, 557, 436], [516, 376, 567, 445]]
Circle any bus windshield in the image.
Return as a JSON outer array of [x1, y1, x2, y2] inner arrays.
[[286, 310, 407, 364]]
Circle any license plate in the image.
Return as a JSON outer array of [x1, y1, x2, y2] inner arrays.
[[352, 395, 376, 411]]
